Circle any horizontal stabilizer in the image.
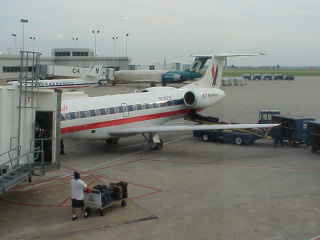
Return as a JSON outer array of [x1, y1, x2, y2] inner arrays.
[[214, 52, 265, 58]]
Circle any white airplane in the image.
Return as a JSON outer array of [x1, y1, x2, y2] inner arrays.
[[60, 53, 277, 150], [112, 56, 211, 84], [114, 69, 167, 83], [9, 64, 104, 90]]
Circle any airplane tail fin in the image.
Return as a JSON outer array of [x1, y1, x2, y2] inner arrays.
[[185, 53, 264, 89], [83, 64, 104, 82]]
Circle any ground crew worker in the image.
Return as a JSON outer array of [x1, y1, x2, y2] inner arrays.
[[269, 125, 284, 147], [60, 140, 65, 155], [70, 171, 88, 220]]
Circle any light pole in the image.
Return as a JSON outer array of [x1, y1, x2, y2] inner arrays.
[[124, 33, 129, 57], [11, 33, 17, 54], [20, 18, 29, 51], [72, 36, 79, 48], [91, 30, 100, 56], [29, 36, 36, 51]]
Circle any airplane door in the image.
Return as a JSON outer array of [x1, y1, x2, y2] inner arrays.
[[121, 103, 129, 118]]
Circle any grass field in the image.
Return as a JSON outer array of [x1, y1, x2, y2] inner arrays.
[[223, 69, 320, 77]]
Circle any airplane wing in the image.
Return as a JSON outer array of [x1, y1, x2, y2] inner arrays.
[[109, 123, 278, 135]]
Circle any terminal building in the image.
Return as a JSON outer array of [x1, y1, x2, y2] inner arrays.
[[0, 48, 130, 81]]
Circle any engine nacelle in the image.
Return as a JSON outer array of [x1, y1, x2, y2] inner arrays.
[[183, 88, 225, 109]]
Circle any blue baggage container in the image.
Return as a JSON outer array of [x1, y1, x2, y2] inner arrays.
[[271, 115, 315, 145]]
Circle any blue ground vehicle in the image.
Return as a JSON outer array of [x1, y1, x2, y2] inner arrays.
[[252, 74, 262, 80], [191, 112, 272, 145], [263, 74, 273, 80], [193, 129, 265, 145], [241, 74, 252, 80], [284, 75, 295, 80], [308, 121, 320, 153], [271, 115, 315, 146], [274, 74, 284, 80]]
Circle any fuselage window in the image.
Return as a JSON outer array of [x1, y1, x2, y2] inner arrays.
[[127, 105, 135, 111], [80, 111, 89, 118], [69, 112, 76, 120], [89, 110, 96, 117], [65, 113, 71, 120], [136, 104, 142, 110], [95, 109, 101, 116], [144, 104, 151, 109], [99, 108, 106, 115], [117, 106, 124, 113]]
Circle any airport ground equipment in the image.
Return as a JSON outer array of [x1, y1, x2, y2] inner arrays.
[[241, 74, 252, 80], [190, 113, 268, 145], [258, 110, 281, 124], [252, 74, 262, 80], [284, 75, 295, 80], [308, 121, 320, 153], [274, 74, 284, 80], [271, 115, 315, 146], [84, 182, 128, 216], [222, 78, 246, 87], [193, 129, 264, 145], [263, 74, 273, 80]]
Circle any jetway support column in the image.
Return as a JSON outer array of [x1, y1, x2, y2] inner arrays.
[[55, 89, 62, 169]]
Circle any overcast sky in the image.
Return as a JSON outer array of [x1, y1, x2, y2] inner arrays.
[[1, 0, 320, 66]]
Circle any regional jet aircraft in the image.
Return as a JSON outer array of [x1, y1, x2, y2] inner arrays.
[[60, 53, 277, 150], [113, 56, 211, 84], [9, 64, 104, 90]]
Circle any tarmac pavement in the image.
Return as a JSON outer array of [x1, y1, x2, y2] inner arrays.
[[1, 77, 320, 240]]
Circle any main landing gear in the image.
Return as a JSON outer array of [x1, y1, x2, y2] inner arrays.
[[105, 137, 119, 145], [144, 133, 164, 150]]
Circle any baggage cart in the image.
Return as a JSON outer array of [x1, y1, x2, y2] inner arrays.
[[84, 182, 128, 216]]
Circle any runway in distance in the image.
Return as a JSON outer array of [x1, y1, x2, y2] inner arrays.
[[9, 64, 104, 90], [60, 53, 277, 150]]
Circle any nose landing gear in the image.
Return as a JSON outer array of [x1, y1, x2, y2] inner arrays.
[[143, 133, 164, 150]]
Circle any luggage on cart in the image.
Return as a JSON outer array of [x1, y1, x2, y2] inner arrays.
[[84, 182, 128, 216], [93, 185, 112, 207], [110, 181, 128, 201]]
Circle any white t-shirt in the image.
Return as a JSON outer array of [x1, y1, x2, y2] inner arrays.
[[70, 179, 87, 200]]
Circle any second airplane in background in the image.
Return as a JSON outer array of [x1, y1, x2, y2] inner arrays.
[[9, 64, 104, 90]]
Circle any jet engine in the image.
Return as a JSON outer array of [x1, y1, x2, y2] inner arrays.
[[183, 88, 225, 109]]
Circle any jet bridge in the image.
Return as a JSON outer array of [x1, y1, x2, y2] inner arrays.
[[0, 51, 62, 194]]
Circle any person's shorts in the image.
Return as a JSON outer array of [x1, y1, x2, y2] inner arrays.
[[72, 199, 84, 208]]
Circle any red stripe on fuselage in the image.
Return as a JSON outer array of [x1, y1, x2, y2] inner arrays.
[[61, 108, 193, 134]]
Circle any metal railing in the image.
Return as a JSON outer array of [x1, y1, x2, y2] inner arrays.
[[0, 148, 19, 170]]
